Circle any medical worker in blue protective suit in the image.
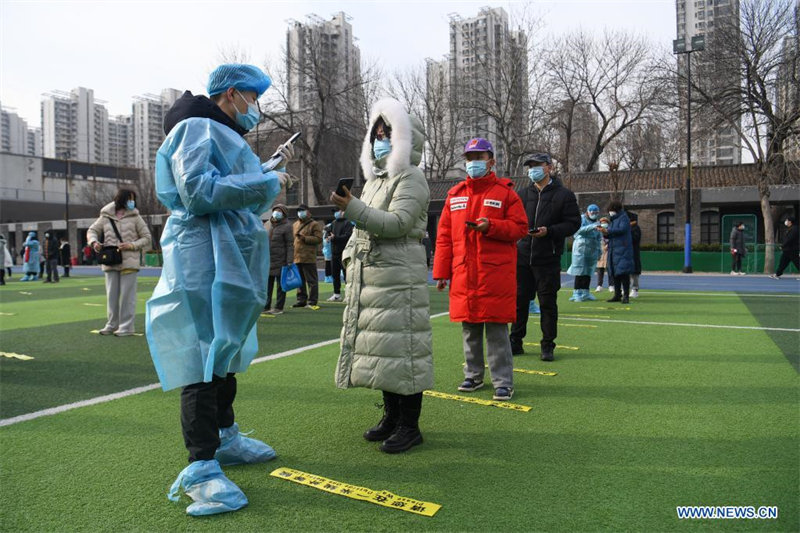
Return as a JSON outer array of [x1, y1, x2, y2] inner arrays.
[[567, 204, 603, 301], [145, 64, 295, 517], [21, 232, 40, 281]]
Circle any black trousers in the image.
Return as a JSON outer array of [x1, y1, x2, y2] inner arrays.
[[181, 373, 236, 463], [266, 274, 286, 310], [332, 253, 346, 294], [325, 260, 332, 277], [511, 263, 561, 351], [596, 267, 613, 287], [45, 258, 59, 282], [613, 274, 630, 298], [574, 275, 591, 290], [775, 251, 799, 276], [296, 262, 318, 305], [732, 253, 743, 272], [382, 390, 423, 428]]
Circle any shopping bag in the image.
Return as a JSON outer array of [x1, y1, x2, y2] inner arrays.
[[280, 264, 302, 292]]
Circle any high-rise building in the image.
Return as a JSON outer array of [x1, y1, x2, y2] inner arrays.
[[27, 127, 42, 157], [676, 0, 742, 165], [132, 88, 181, 175], [776, 7, 799, 162], [445, 7, 528, 171], [1, 103, 30, 155], [108, 115, 134, 168], [41, 87, 109, 163], [286, 12, 361, 113]]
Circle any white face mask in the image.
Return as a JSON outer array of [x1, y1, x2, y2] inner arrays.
[[609, 211, 618, 218], [784, 220, 790, 227]]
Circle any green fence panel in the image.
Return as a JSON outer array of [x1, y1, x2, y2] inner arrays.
[[144, 252, 163, 267]]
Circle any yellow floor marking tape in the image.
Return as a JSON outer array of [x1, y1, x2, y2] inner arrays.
[[89, 330, 144, 336], [307, 305, 321, 311], [561, 323, 597, 328], [477, 364, 557, 376], [0, 312, 17, 316], [513, 368, 557, 376], [578, 306, 630, 311], [81, 288, 91, 291], [18, 291, 32, 295], [270, 467, 441, 517], [524, 342, 579, 350], [423, 390, 531, 412], [83, 303, 103, 307], [259, 313, 276, 318], [561, 313, 610, 319], [1, 352, 34, 361]]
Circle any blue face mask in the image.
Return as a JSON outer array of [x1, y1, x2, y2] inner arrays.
[[272, 211, 283, 220], [126, 200, 135, 210], [373, 138, 392, 160], [297, 210, 307, 220], [334, 211, 343, 220], [588, 212, 598, 221], [465, 160, 488, 179], [528, 167, 545, 182], [234, 90, 260, 131]]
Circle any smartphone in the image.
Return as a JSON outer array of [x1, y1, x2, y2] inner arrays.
[[335, 177, 355, 196], [262, 132, 302, 171], [465, 221, 478, 228]]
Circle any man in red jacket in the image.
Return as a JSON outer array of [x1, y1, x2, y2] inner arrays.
[[433, 138, 529, 401]]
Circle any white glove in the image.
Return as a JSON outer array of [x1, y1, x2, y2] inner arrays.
[[275, 172, 293, 189], [277, 143, 294, 166]]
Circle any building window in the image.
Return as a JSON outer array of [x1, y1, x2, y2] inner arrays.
[[700, 211, 720, 244], [658, 212, 675, 243]]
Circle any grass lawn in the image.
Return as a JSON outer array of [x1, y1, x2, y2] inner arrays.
[[1, 275, 798, 531]]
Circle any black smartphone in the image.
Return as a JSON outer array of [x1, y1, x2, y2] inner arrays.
[[465, 221, 478, 228], [335, 177, 355, 196]]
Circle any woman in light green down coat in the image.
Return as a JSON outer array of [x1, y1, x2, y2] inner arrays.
[[331, 98, 432, 454]]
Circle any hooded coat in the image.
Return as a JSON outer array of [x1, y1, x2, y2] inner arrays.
[[267, 206, 293, 277], [433, 172, 528, 323], [606, 210, 634, 278], [335, 98, 433, 395], [567, 214, 603, 276], [87, 203, 152, 271], [0, 235, 12, 268], [145, 91, 281, 391]]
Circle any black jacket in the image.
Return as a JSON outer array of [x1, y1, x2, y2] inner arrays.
[[730, 227, 746, 255], [631, 224, 642, 274], [781, 224, 799, 253], [163, 91, 247, 137], [517, 178, 581, 266], [43, 236, 60, 261], [330, 218, 354, 255]]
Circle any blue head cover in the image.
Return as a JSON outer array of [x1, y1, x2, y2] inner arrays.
[[207, 64, 272, 97], [27, 231, 36, 239], [587, 204, 599, 213]]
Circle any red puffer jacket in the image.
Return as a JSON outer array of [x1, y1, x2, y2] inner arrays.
[[433, 172, 529, 323]]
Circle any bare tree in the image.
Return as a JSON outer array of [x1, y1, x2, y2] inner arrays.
[[259, 22, 378, 204], [689, 0, 799, 271]]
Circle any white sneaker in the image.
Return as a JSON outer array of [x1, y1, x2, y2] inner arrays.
[[630, 289, 639, 298], [327, 294, 342, 302], [739, 272, 746, 275], [594, 286, 603, 292], [731, 271, 737, 275], [608, 286, 614, 293], [769, 274, 779, 280]]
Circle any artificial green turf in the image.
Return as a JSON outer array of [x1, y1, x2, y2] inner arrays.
[[0, 285, 798, 531]]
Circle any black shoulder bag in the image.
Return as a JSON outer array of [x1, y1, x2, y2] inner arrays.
[[97, 219, 124, 266]]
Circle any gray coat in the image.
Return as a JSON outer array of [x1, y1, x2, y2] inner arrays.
[[268, 218, 294, 276], [335, 98, 433, 395]]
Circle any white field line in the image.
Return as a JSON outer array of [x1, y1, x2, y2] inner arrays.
[[0, 311, 452, 428], [639, 291, 800, 298], [561, 316, 800, 333]]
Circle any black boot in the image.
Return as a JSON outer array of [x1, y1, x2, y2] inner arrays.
[[363, 391, 400, 442], [607, 285, 622, 302], [380, 393, 423, 453]]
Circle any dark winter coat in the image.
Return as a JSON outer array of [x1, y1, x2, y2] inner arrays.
[[781, 224, 799, 253], [330, 217, 354, 256], [268, 218, 294, 276], [730, 227, 746, 256], [59, 242, 71, 266], [631, 224, 642, 275], [606, 211, 634, 278], [43, 235, 60, 261], [516, 178, 581, 266]]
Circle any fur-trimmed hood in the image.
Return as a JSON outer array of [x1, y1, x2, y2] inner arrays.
[[360, 98, 424, 181]]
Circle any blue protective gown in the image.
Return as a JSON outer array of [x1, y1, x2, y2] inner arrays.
[[567, 214, 603, 276], [22, 237, 40, 274], [145, 117, 281, 391]]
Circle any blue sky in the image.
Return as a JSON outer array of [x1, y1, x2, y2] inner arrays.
[[1, 0, 676, 127]]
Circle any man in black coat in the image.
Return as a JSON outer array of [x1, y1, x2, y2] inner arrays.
[[510, 153, 581, 361], [42, 230, 60, 283], [59, 237, 72, 277], [729, 221, 747, 275], [771, 216, 799, 279], [327, 208, 354, 301]]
